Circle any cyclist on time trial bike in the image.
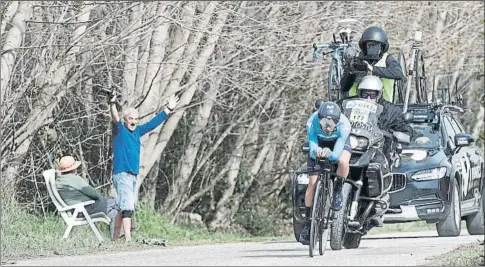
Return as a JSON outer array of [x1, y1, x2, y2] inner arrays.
[[299, 102, 352, 245]]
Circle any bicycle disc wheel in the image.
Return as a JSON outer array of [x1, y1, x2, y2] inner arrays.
[[327, 60, 340, 101], [319, 177, 333, 256], [309, 180, 322, 257], [414, 50, 428, 103]]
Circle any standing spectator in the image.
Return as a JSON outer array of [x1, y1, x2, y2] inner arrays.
[[56, 155, 120, 240], [109, 92, 180, 243]]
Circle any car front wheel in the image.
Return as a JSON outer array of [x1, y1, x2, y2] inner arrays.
[[465, 180, 484, 235], [436, 179, 461, 237]]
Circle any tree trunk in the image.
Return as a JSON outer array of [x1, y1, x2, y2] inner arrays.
[[175, 90, 271, 212], [137, 3, 172, 118], [136, 2, 220, 191], [1, 2, 33, 108], [158, 2, 197, 99], [1, 2, 94, 198], [137, 3, 228, 194], [165, 74, 222, 214], [0, 1, 19, 34], [122, 2, 144, 97], [207, 125, 250, 230]]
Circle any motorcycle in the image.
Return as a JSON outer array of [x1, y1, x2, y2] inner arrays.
[[328, 98, 410, 250]]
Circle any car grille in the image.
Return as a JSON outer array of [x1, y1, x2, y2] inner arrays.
[[390, 173, 406, 193]]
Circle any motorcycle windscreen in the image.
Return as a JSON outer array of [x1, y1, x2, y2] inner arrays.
[[342, 99, 384, 145]]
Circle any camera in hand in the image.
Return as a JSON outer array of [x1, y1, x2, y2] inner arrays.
[[351, 58, 368, 72]]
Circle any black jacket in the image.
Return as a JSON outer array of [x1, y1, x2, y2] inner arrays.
[[336, 96, 413, 137], [340, 53, 405, 92], [336, 96, 413, 162]]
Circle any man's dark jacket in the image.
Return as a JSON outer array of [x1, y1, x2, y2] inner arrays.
[[336, 96, 413, 162], [340, 53, 405, 92], [336, 96, 412, 136]]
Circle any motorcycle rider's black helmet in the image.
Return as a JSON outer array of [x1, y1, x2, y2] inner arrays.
[[318, 101, 341, 121], [358, 26, 389, 54]]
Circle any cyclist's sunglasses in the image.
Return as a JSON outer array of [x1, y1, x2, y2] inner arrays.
[[360, 91, 378, 99], [319, 118, 338, 130]]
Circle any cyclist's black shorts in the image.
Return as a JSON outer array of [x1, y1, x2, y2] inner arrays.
[[306, 138, 351, 175]]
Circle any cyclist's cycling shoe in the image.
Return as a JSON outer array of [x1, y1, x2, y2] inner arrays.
[[299, 224, 311, 245], [331, 184, 343, 211]]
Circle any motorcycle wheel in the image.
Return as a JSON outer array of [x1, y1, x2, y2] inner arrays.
[[330, 183, 353, 250], [293, 217, 304, 242], [343, 232, 361, 249]]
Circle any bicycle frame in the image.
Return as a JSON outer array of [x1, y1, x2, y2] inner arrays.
[[332, 50, 344, 89], [296, 159, 339, 225], [313, 42, 350, 99], [296, 159, 338, 257]]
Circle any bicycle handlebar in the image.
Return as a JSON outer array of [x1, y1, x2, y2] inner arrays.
[[296, 157, 338, 176], [296, 166, 338, 177], [312, 42, 351, 60], [313, 42, 349, 50]]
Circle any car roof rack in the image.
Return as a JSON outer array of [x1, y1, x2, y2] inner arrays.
[[396, 100, 464, 124]]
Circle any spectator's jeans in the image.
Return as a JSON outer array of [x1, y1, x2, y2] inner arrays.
[[112, 172, 137, 211], [85, 196, 118, 237]]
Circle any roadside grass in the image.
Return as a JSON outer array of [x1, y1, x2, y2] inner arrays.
[[423, 241, 484, 266], [0, 207, 286, 262], [2, 206, 451, 263]]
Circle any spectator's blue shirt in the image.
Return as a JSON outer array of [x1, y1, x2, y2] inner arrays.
[[112, 111, 168, 175], [306, 112, 351, 161]]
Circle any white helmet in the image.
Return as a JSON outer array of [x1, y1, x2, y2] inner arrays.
[[357, 75, 383, 101]]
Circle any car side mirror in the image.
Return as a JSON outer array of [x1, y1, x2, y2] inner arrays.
[[454, 133, 474, 147], [403, 112, 414, 123], [396, 143, 403, 154], [393, 131, 411, 145], [301, 141, 310, 153]]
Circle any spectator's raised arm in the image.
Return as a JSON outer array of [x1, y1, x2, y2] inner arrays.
[[109, 93, 120, 123]]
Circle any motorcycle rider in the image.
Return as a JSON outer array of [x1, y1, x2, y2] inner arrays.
[[340, 26, 405, 102], [299, 102, 352, 245], [336, 75, 429, 226]]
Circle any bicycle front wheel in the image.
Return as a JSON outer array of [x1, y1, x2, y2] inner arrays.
[[309, 180, 322, 257], [414, 50, 428, 103], [319, 177, 333, 256], [327, 60, 341, 101]]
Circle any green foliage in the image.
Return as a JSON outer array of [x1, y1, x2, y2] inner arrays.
[[235, 200, 290, 236], [1, 206, 277, 262]]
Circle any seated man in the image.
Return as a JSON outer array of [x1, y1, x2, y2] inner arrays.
[[340, 26, 405, 102], [55, 155, 122, 241], [299, 102, 352, 245]]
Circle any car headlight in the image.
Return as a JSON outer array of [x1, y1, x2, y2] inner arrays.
[[411, 167, 447, 181], [349, 135, 369, 151]]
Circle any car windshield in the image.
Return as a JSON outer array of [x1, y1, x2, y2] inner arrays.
[[402, 123, 441, 149]]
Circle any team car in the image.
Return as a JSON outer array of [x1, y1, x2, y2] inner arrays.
[[384, 102, 484, 236]]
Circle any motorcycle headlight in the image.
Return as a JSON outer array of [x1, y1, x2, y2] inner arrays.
[[350, 135, 369, 151], [297, 174, 309, 185], [411, 167, 447, 181]]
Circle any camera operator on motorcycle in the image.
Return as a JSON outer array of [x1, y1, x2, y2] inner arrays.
[[340, 26, 405, 102], [299, 102, 352, 245]]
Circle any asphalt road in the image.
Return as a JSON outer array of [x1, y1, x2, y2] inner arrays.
[[13, 231, 478, 266]]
